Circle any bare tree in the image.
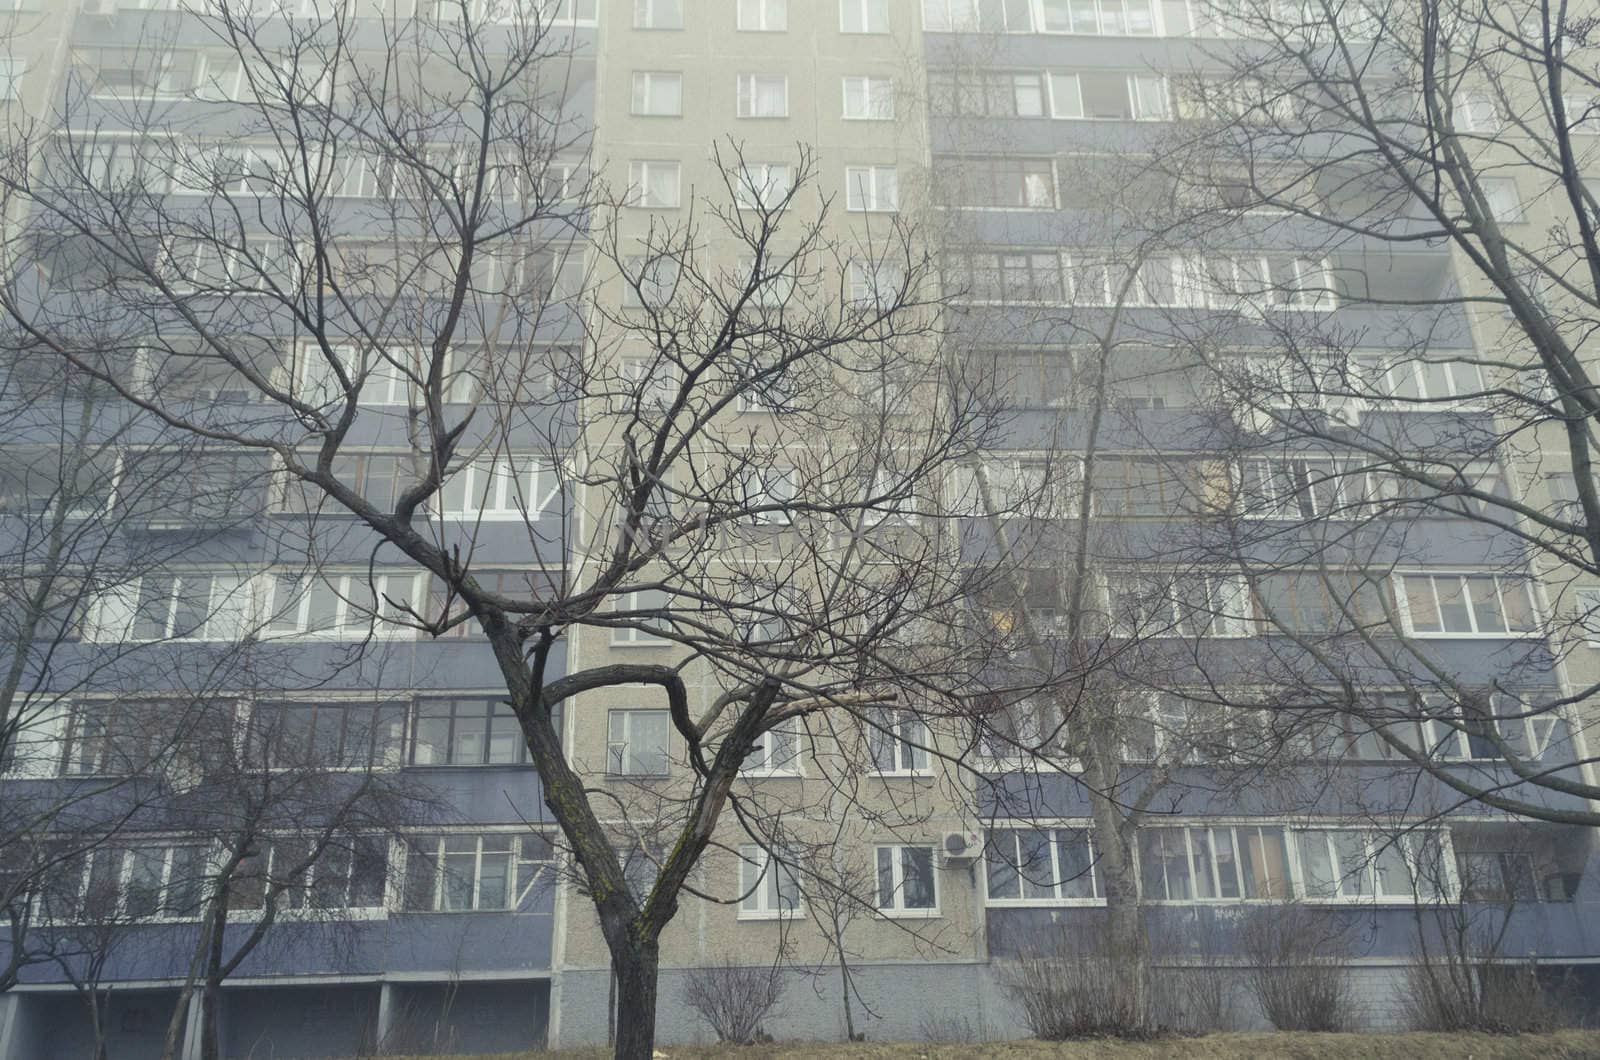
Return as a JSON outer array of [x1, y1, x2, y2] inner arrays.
[[1147, 0, 1600, 822], [0, 5, 984, 1056]]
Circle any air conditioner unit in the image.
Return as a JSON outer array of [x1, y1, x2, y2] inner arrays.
[[941, 830, 982, 863]]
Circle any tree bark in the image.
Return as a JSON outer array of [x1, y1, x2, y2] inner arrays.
[[610, 936, 659, 1060]]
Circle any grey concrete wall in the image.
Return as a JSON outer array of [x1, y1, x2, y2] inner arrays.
[[556, 961, 1028, 1047], [224, 984, 380, 1059], [384, 980, 549, 1055]]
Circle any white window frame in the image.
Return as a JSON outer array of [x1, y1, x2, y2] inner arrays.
[[1138, 824, 1296, 903], [1396, 572, 1539, 637], [1036, 0, 1159, 35], [736, 73, 789, 119], [626, 160, 682, 208], [742, 723, 802, 776], [847, 260, 905, 308], [737, 844, 803, 918], [983, 826, 1101, 905], [1295, 828, 1446, 904], [265, 571, 422, 640], [402, 832, 553, 913], [842, 75, 895, 120], [868, 708, 931, 775], [737, 0, 786, 30], [1480, 176, 1526, 223], [431, 458, 557, 520], [1355, 354, 1486, 410], [1576, 586, 1600, 647], [0, 57, 22, 102], [840, 0, 889, 33], [93, 572, 250, 643], [874, 844, 939, 916], [845, 165, 899, 212], [606, 708, 671, 776], [632, 0, 682, 29], [610, 588, 672, 645], [630, 71, 682, 116], [733, 162, 793, 210], [60, 842, 210, 924]]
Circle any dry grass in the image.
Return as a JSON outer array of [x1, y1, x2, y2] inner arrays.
[[383, 1030, 1600, 1059]]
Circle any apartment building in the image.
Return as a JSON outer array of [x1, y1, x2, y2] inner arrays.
[[0, 1, 1596, 1057]]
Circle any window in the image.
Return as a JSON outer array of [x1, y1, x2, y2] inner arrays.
[[1480, 177, 1526, 223], [627, 160, 681, 208], [1140, 826, 1293, 901], [631, 71, 682, 116], [1356, 355, 1485, 407], [229, 834, 388, 912], [1456, 851, 1539, 904], [265, 571, 420, 638], [1297, 829, 1441, 902], [1053, 71, 1169, 120], [1565, 93, 1600, 135], [607, 709, 670, 775], [1104, 571, 1250, 638], [1121, 693, 1247, 763], [1400, 573, 1537, 635], [1576, 587, 1600, 646], [1238, 457, 1373, 520], [843, 76, 894, 120], [633, 0, 681, 28], [847, 260, 907, 308], [875, 845, 937, 914], [923, 0, 1034, 31], [1092, 456, 1213, 516], [77, 46, 199, 100], [1454, 91, 1500, 133], [67, 844, 208, 921], [734, 162, 793, 209], [275, 451, 411, 513], [942, 251, 1062, 305], [928, 71, 1046, 118], [1424, 692, 1558, 763], [737, 74, 788, 118], [610, 588, 672, 644], [95, 573, 249, 642], [985, 828, 1099, 902], [738, 845, 802, 916], [840, 0, 889, 33], [411, 698, 529, 766], [1250, 572, 1391, 634], [1037, 0, 1157, 34], [738, 0, 786, 30], [544, 0, 599, 24], [249, 700, 408, 770], [937, 158, 1056, 209], [403, 833, 553, 912], [622, 254, 681, 308], [433, 459, 556, 520], [118, 449, 265, 525], [743, 724, 801, 775], [735, 463, 797, 522], [868, 708, 930, 774], [0, 58, 22, 101], [427, 570, 557, 638], [60, 700, 173, 777], [739, 253, 795, 306], [845, 166, 898, 212]]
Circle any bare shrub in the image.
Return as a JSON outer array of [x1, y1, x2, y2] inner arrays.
[[1240, 905, 1353, 1031], [1151, 965, 1238, 1034], [1404, 955, 1565, 1033], [681, 958, 786, 1045], [916, 1009, 977, 1042], [996, 925, 1158, 1039]]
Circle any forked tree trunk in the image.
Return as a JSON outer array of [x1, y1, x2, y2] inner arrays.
[[610, 936, 660, 1060]]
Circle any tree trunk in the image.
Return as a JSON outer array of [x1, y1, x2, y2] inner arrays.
[[199, 981, 223, 1060], [837, 948, 856, 1040], [610, 937, 659, 1060]]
